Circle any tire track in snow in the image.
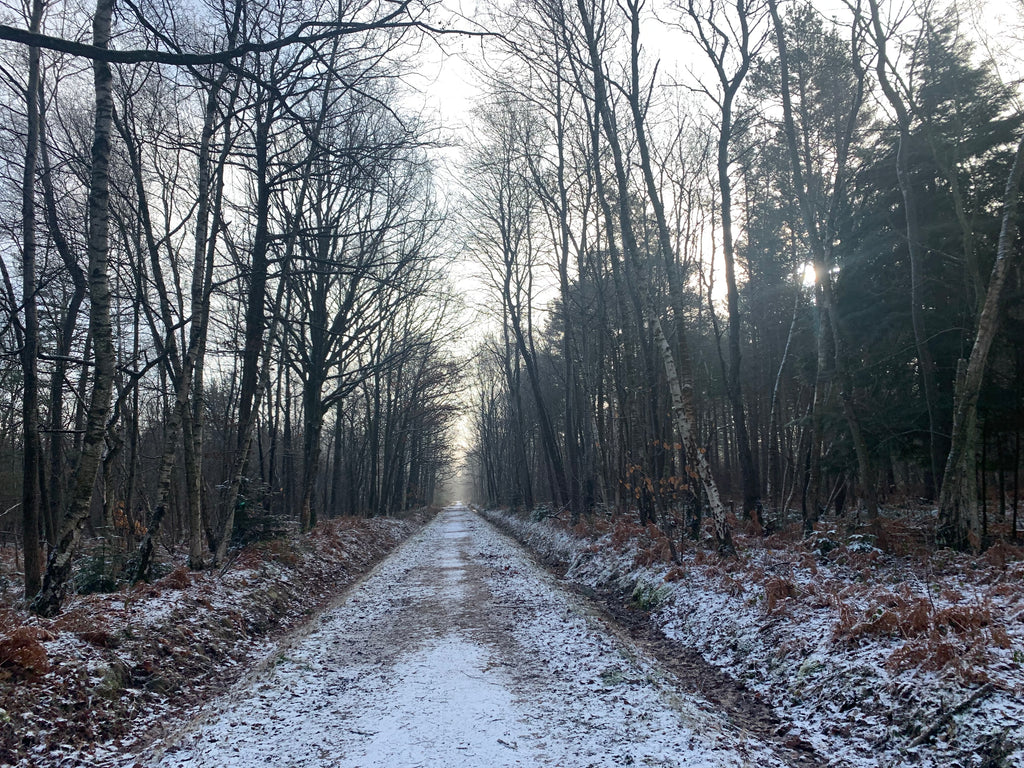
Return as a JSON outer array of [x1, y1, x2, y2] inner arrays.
[[152, 504, 790, 767]]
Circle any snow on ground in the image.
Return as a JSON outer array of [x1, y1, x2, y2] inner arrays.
[[0, 515, 419, 767], [152, 505, 790, 768], [482, 508, 1024, 768]]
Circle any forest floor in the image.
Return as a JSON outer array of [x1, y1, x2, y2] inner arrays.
[[145, 504, 795, 768], [0, 511, 428, 767], [3, 504, 1019, 767], [482, 506, 1024, 768]]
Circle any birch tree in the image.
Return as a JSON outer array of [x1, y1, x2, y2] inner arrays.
[[679, 0, 769, 520]]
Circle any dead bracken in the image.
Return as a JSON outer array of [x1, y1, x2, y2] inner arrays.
[[0, 514, 426, 766], [487, 506, 1024, 768]]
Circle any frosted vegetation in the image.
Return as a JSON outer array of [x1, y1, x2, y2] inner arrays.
[[0, 0, 1022, 763]]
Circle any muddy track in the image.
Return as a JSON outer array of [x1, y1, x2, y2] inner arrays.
[[481, 512, 825, 768]]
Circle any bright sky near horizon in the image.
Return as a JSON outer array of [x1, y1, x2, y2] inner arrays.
[[413, 0, 1023, 135], [412, 0, 1024, 322]]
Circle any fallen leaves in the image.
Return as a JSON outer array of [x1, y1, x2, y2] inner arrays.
[[0, 511, 431, 766], [491, 506, 1024, 767]]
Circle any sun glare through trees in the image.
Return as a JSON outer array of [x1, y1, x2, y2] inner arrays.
[[0, 0, 1022, 763]]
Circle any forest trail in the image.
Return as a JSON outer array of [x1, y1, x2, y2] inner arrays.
[[152, 505, 788, 767]]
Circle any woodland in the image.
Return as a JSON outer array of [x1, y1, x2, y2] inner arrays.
[[0, 0, 1020, 648], [461, 0, 1024, 559], [1, 0, 463, 617]]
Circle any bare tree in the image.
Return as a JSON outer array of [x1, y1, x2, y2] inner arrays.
[[31, 0, 117, 617], [679, 0, 770, 520], [280, 83, 442, 529], [574, 0, 733, 550], [938, 134, 1024, 549], [765, 0, 876, 528], [464, 88, 571, 511], [22, 0, 436, 613], [863, 0, 944, 497]]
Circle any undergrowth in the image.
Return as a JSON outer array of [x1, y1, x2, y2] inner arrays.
[[487, 503, 1024, 767], [0, 511, 432, 766]]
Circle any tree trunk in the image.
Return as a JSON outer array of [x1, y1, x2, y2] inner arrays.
[[39, 77, 88, 548], [716, 116, 761, 518], [576, 0, 732, 549], [938, 135, 1024, 550], [20, 0, 45, 599], [31, 0, 116, 617], [300, 374, 324, 531], [217, 105, 274, 564], [678, 0, 762, 520], [865, 0, 944, 497], [652, 317, 734, 551], [507, 304, 569, 509], [766, 283, 801, 512], [329, 402, 345, 516], [185, 22, 239, 569], [551, 70, 586, 521]]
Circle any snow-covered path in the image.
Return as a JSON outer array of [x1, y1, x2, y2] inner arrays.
[[155, 505, 788, 767]]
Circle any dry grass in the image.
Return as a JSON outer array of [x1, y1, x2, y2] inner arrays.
[[664, 566, 688, 582], [721, 574, 746, 598], [610, 519, 644, 550]]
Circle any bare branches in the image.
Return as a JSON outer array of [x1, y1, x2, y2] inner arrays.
[[0, 0, 422, 64]]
